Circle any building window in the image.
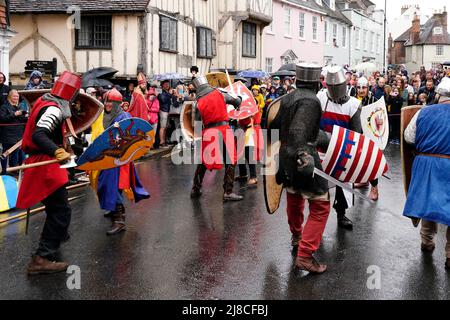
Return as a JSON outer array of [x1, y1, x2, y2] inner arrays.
[[342, 26, 346, 48], [75, 16, 112, 49], [299, 12, 305, 38], [355, 27, 360, 49], [160, 15, 177, 53], [312, 16, 318, 41], [284, 7, 291, 36], [436, 45, 444, 56], [332, 23, 338, 46], [434, 27, 443, 35], [243, 22, 257, 57], [363, 29, 367, 51], [377, 34, 381, 54], [197, 27, 214, 58], [371, 32, 375, 53], [324, 21, 328, 44], [265, 58, 273, 73]]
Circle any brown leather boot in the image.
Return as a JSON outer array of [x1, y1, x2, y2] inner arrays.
[[27, 255, 69, 275], [421, 242, 436, 253], [295, 256, 327, 274], [107, 204, 126, 236]]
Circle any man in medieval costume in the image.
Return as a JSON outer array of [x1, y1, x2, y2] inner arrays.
[[190, 75, 243, 202], [317, 66, 362, 230], [355, 77, 380, 201], [90, 88, 150, 235], [127, 72, 150, 121], [403, 77, 450, 270], [269, 64, 331, 274], [16, 71, 81, 275]]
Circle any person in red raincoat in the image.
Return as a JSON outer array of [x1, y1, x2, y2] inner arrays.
[[190, 76, 243, 202], [16, 71, 81, 275]]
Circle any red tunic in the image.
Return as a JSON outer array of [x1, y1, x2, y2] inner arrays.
[[129, 91, 150, 121], [16, 98, 68, 209], [238, 111, 264, 162], [197, 89, 236, 170]]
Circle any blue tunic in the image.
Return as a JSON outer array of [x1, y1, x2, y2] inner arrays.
[[97, 112, 150, 211], [403, 104, 450, 226]]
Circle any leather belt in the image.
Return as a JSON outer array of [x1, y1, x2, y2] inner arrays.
[[205, 121, 229, 129], [418, 153, 450, 159]]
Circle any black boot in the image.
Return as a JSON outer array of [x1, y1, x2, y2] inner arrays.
[[446, 258, 450, 270], [104, 210, 115, 218], [337, 211, 353, 230], [107, 204, 126, 236], [191, 165, 206, 199]]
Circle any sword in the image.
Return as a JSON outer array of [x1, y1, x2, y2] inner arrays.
[[313, 168, 374, 203]]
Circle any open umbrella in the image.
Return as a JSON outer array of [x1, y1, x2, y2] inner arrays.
[[278, 63, 297, 72], [82, 77, 114, 89], [153, 73, 185, 81], [271, 70, 296, 77], [82, 67, 118, 88], [83, 67, 118, 79], [237, 70, 270, 79]]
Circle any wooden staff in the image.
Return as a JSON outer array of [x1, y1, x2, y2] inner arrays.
[[7, 159, 61, 173], [0, 195, 85, 225], [0, 140, 22, 159], [7, 155, 76, 173]]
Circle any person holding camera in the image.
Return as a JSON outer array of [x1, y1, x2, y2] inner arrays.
[[0, 90, 28, 174]]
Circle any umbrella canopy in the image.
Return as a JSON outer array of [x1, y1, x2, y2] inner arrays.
[[83, 67, 118, 79], [82, 78, 114, 89], [353, 62, 378, 76], [271, 70, 296, 77], [237, 70, 270, 79], [278, 63, 297, 72], [153, 73, 185, 81]]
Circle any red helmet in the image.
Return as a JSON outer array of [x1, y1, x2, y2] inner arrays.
[[51, 71, 82, 101], [105, 88, 123, 103]]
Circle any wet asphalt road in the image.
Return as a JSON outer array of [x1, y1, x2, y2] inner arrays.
[[0, 145, 449, 300]]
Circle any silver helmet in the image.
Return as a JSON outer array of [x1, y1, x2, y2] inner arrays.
[[192, 76, 209, 89], [436, 77, 450, 98], [326, 66, 348, 102], [357, 77, 369, 88], [296, 63, 322, 83]]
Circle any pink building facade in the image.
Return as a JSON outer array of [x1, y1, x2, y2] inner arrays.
[[263, 0, 326, 73]]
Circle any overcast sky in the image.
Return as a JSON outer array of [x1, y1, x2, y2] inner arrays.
[[371, 0, 449, 22]]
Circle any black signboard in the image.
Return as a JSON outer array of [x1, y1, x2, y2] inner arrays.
[[24, 58, 57, 79]]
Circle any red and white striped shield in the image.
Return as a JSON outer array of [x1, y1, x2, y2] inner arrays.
[[321, 126, 388, 184]]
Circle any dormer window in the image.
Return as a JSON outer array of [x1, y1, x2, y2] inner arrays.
[[434, 27, 443, 35]]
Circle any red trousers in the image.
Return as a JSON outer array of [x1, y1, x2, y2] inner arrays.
[[287, 193, 331, 258]]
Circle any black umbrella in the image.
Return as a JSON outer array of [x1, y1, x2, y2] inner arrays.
[[271, 70, 296, 77], [83, 67, 118, 79], [82, 78, 114, 89], [278, 63, 297, 72]]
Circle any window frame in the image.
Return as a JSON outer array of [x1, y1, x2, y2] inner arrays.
[[75, 15, 112, 50], [242, 21, 257, 58], [159, 15, 178, 53], [299, 12, 305, 39], [197, 27, 215, 59], [436, 45, 444, 56], [312, 16, 318, 41]]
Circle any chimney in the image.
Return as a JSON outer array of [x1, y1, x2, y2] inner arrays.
[[401, 5, 409, 15], [443, 7, 448, 32], [411, 14, 421, 44]]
